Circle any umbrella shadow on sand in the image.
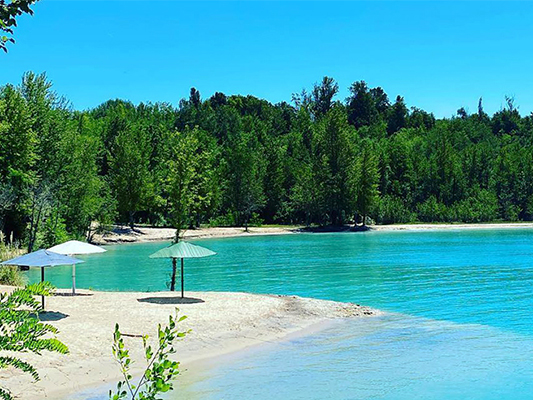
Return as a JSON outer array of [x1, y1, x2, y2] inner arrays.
[[137, 296, 205, 305], [37, 311, 69, 322]]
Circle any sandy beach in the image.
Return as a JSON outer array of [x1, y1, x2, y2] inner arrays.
[[370, 222, 533, 231], [0, 286, 376, 399], [92, 226, 299, 245], [92, 223, 533, 245]]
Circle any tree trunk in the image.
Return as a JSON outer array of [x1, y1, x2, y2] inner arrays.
[[170, 258, 177, 291], [28, 195, 36, 252], [128, 211, 135, 230], [28, 202, 43, 253]]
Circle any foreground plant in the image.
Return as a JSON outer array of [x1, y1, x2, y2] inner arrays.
[[110, 312, 189, 400], [0, 282, 68, 400]]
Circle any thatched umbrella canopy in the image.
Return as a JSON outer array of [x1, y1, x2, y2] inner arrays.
[[150, 241, 216, 298]]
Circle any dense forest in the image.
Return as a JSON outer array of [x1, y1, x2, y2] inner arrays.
[[1, 72, 533, 249]]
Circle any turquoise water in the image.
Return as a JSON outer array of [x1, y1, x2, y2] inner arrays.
[[36, 229, 533, 399]]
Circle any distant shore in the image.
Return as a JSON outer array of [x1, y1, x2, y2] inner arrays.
[[0, 286, 377, 399], [371, 222, 533, 232], [92, 222, 533, 245], [91, 225, 300, 244]]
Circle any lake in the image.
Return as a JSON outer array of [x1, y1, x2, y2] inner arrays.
[[35, 229, 533, 399]]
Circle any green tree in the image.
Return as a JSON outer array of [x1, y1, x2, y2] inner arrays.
[[387, 95, 409, 134], [314, 106, 355, 225], [310, 76, 339, 119], [352, 144, 380, 226], [108, 123, 153, 229], [290, 161, 322, 226], [223, 122, 266, 230], [0, 83, 36, 239], [347, 81, 380, 129], [161, 130, 198, 242]]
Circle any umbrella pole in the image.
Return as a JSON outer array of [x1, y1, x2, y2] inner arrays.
[[170, 258, 177, 291], [41, 267, 45, 309], [72, 264, 76, 296], [181, 258, 184, 298]]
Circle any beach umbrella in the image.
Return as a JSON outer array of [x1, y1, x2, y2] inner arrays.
[[1, 249, 84, 309], [48, 240, 106, 295], [149, 241, 216, 298]]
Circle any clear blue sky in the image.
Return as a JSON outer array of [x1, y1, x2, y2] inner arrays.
[[2, 1, 533, 117]]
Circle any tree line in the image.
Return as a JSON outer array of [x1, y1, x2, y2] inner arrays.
[[2, 72, 533, 249]]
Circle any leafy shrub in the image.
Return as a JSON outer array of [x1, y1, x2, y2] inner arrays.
[[110, 311, 189, 400], [37, 217, 70, 249], [0, 234, 26, 286], [0, 282, 69, 400], [375, 195, 415, 224], [417, 196, 448, 222], [501, 203, 520, 222], [208, 212, 239, 227], [452, 190, 499, 223], [0, 266, 26, 286], [248, 212, 263, 227], [0, 233, 24, 262]]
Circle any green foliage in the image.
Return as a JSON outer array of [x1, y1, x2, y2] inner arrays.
[[108, 121, 153, 229], [417, 196, 448, 222], [387, 96, 408, 135], [0, 0, 38, 52], [0, 233, 25, 285], [0, 282, 69, 399], [376, 195, 415, 224], [109, 311, 189, 400], [312, 106, 355, 225], [208, 212, 239, 228], [1, 73, 116, 248], [36, 213, 69, 249], [159, 128, 218, 241], [352, 143, 380, 225], [3, 71, 533, 242], [347, 81, 384, 129], [0, 266, 25, 286]]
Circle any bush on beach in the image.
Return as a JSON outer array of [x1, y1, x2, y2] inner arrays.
[[0, 266, 26, 287], [0, 232, 26, 286]]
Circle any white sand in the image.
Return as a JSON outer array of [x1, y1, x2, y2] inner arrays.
[[370, 222, 533, 231], [92, 226, 298, 244], [0, 287, 376, 399]]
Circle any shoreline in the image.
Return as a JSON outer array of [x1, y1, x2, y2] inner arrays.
[[92, 222, 533, 245], [91, 226, 300, 245], [0, 286, 377, 399], [371, 222, 533, 232], [70, 317, 345, 400]]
